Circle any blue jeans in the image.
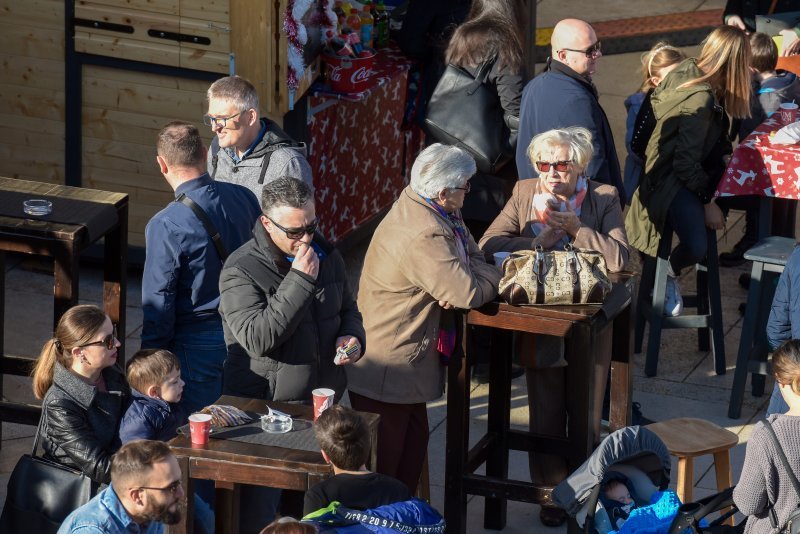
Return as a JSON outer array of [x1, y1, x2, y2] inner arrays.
[[667, 187, 708, 274], [767, 382, 789, 416], [172, 324, 227, 413]]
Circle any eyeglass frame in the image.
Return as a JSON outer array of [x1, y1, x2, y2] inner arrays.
[[79, 325, 119, 350], [202, 110, 246, 128], [559, 41, 602, 58], [266, 216, 319, 240], [137, 480, 182, 495], [452, 182, 471, 193], [535, 160, 573, 173]]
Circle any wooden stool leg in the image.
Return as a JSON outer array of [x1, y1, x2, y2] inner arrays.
[[416, 453, 431, 502], [713, 451, 734, 526], [676, 456, 694, 504]]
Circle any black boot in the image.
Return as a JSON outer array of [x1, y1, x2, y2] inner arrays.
[[719, 206, 758, 267]]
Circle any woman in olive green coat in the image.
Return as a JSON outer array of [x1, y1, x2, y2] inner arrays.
[[625, 26, 752, 316]]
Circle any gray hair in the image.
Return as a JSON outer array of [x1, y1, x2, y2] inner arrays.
[[261, 176, 314, 216], [410, 143, 476, 198], [207, 76, 259, 113], [527, 126, 593, 173]]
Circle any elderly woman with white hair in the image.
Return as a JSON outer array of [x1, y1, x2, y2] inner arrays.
[[346, 143, 501, 493], [479, 126, 630, 527]]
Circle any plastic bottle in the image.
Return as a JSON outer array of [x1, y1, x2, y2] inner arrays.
[[346, 6, 361, 35], [374, 0, 389, 48], [359, 5, 375, 48], [333, 1, 346, 31]]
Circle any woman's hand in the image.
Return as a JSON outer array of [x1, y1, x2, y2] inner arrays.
[[546, 204, 582, 237], [704, 202, 726, 230], [532, 226, 566, 249], [781, 29, 800, 56], [725, 14, 746, 31]]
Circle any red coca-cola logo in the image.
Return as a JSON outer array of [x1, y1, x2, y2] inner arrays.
[[350, 66, 374, 84], [329, 65, 344, 82]]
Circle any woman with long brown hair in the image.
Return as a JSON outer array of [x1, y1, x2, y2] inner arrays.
[[626, 25, 752, 316], [31, 304, 129, 484]]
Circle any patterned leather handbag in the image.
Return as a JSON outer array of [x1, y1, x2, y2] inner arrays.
[[498, 244, 612, 305]]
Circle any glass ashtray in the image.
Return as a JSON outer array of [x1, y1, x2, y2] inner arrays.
[[261, 413, 292, 434], [23, 199, 52, 217]]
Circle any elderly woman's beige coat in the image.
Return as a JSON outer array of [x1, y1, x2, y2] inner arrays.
[[479, 179, 630, 272], [346, 186, 501, 404]]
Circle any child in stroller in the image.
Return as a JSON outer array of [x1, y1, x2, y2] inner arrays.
[[553, 425, 694, 534]]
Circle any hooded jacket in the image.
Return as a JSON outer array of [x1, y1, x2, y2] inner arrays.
[[219, 220, 364, 402], [625, 58, 731, 257], [119, 389, 188, 443], [40, 363, 130, 484]]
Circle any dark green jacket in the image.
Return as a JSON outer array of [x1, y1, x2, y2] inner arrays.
[[626, 59, 729, 257]]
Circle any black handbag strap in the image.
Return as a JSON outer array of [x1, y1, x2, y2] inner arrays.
[[31, 410, 45, 457], [176, 193, 229, 261], [763, 419, 800, 530], [465, 55, 497, 96]]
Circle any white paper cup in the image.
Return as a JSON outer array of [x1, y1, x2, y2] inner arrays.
[[312, 388, 335, 420], [493, 251, 511, 268], [188, 413, 212, 445]]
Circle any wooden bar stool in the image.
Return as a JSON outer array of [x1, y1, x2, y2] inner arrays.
[[646, 418, 738, 506], [634, 226, 726, 377]]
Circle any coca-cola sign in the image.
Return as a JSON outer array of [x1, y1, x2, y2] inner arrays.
[[329, 64, 374, 85]]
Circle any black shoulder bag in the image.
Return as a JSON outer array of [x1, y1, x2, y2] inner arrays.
[[0, 414, 100, 533], [763, 419, 800, 534], [424, 56, 511, 174], [177, 193, 229, 262]]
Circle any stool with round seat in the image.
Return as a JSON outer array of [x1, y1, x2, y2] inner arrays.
[[646, 418, 738, 506]]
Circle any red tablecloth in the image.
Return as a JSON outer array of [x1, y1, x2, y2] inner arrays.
[[307, 45, 424, 242], [716, 115, 800, 199]]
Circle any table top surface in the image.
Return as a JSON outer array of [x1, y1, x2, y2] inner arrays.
[[0, 177, 127, 205], [716, 116, 800, 199]]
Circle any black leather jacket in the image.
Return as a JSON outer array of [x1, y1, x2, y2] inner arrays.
[[39, 363, 130, 484]]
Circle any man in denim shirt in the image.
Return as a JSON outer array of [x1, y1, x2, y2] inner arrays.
[[59, 440, 184, 533], [142, 121, 261, 412]]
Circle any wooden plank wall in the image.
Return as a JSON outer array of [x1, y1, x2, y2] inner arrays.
[[0, 0, 219, 248]]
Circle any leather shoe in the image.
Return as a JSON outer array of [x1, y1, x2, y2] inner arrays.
[[539, 505, 567, 527]]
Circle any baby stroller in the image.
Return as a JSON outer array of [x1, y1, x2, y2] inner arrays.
[[553, 426, 738, 534]]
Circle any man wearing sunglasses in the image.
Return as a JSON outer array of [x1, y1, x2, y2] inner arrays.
[[516, 18, 624, 203], [142, 121, 261, 413], [59, 440, 184, 533], [205, 76, 313, 198]]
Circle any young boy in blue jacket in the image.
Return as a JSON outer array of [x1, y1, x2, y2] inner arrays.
[[120, 349, 214, 533]]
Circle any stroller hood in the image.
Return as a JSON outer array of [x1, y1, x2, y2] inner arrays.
[[553, 426, 671, 516]]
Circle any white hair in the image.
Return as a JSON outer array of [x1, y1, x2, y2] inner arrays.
[[410, 143, 477, 198], [527, 126, 593, 172]]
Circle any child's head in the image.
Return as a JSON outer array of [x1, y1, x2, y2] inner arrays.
[[314, 405, 369, 471], [126, 349, 184, 403], [773, 339, 800, 398], [259, 517, 316, 534], [602, 479, 633, 505], [640, 42, 686, 91], [749, 32, 778, 74]]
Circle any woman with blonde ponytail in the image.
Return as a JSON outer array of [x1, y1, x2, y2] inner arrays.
[[626, 25, 751, 317], [32, 304, 129, 484]]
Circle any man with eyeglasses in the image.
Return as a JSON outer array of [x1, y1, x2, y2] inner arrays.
[[516, 18, 624, 202], [59, 440, 184, 533], [205, 75, 312, 198], [142, 121, 261, 413]]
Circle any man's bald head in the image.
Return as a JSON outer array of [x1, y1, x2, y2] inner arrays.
[[551, 19, 601, 78]]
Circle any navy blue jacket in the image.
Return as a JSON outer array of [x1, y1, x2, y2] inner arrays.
[[767, 244, 800, 350], [515, 60, 624, 200], [141, 173, 261, 350], [119, 389, 188, 443]]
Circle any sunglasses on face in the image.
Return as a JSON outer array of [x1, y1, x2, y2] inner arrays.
[[561, 41, 602, 59], [535, 160, 573, 173], [267, 216, 319, 240], [80, 325, 118, 350]]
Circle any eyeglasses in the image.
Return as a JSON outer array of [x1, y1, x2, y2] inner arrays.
[[202, 110, 244, 128], [560, 41, 602, 58], [452, 182, 471, 193], [80, 325, 118, 350], [535, 160, 573, 173], [267, 217, 319, 240], [138, 480, 182, 496]]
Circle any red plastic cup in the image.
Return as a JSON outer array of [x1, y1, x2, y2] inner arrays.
[[312, 388, 335, 420], [189, 413, 212, 445]]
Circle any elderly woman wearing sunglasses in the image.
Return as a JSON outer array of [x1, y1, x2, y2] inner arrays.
[[479, 126, 629, 527], [31, 304, 129, 485]]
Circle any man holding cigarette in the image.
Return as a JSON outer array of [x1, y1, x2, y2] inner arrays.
[[218, 176, 365, 403]]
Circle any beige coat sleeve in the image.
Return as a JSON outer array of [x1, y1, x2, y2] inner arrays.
[[479, 182, 534, 253], [402, 225, 500, 310], [572, 185, 630, 272]]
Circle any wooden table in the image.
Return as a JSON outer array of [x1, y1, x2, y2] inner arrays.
[[168, 395, 379, 534], [0, 176, 128, 440], [444, 277, 634, 534]]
